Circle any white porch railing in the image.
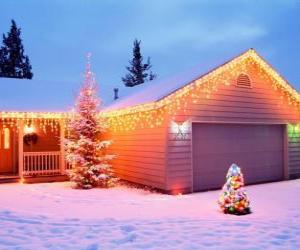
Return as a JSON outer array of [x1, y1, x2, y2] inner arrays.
[[23, 151, 62, 176]]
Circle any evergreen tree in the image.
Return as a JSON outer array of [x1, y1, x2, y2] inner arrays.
[[122, 39, 156, 87], [0, 48, 4, 76], [0, 19, 33, 79], [218, 164, 251, 215], [64, 55, 117, 189]]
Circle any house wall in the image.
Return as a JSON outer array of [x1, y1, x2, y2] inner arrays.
[[106, 123, 168, 190], [166, 62, 300, 193]]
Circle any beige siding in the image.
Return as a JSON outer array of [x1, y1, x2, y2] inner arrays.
[[107, 126, 168, 190], [167, 64, 300, 193]]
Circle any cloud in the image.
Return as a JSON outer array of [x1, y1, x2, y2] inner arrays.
[[137, 20, 267, 52]]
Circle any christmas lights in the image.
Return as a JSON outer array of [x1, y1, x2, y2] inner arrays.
[[102, 49, 300, 132], [0, 49, 299, 133]]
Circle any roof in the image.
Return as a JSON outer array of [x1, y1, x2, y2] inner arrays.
[[0, 48, 298, 117], [104, 54, 235, 112], [104, 48, 300, 114], [0, 78, 81, 112], [105, 62, 222, 111]]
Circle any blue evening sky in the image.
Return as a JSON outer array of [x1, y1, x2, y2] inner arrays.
[[0, 0, 299, 104]]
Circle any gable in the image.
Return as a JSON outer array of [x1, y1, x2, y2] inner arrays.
[[179, 59, 300, 123]]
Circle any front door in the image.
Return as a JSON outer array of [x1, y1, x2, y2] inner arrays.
[[0, 127, 14, 174]]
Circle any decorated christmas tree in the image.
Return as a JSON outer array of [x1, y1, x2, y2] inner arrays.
[[218, 164, 251, 215], [64, 54, 117, 189]]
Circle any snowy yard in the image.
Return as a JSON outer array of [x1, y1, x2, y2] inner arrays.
[[0, 180, 300, 250]]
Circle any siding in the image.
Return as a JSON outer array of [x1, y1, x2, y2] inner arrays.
[[106, 126, 168, 190], [167, 63, 300, 193]]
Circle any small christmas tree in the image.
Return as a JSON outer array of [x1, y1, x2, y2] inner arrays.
[[218, 164, 251, 215], [65, 54, 117, 189]]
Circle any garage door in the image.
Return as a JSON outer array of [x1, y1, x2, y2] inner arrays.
[[192, 123, 284, 191]]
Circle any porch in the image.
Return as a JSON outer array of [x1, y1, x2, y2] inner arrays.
[[0, 152, 71, 183], [0, 114, 72, 183]]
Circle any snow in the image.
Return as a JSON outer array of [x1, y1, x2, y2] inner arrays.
[[0, 78, 81, 112], [0, 180, 300, 249]]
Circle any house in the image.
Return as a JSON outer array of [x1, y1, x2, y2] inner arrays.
[[103, 49, 300, 194], [0, 49, 299, 193]]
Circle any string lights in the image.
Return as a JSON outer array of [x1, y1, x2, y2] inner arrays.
[[102, 49, 300, 131], [0, 112, 66, 133], [0, 49, 299, 133]]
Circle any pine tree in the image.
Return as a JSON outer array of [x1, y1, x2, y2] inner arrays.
[[64, 55, 117, 189], [122, 39, 156, 87], [0, 48, 4, 76], [0, 19, 33, 79], [218, 164, 251, 215]]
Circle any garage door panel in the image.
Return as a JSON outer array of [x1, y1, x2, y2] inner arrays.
[[194, 151, 283, 165], [196, 140, 282, 155], [192, 123, 284, 191]]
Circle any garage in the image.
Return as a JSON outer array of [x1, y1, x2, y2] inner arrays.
[[104, 49, 300, 194], [192, 123, 284, 191]]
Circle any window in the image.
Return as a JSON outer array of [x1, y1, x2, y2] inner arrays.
[[236, 74, 251, 88], [4, 128, 10, 149]]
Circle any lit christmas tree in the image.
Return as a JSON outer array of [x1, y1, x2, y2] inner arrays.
[[65, 54, 117, 189], [218, 164, 251, 215]]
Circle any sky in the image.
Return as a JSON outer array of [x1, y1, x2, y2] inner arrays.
[[0, 0, 299, 105]]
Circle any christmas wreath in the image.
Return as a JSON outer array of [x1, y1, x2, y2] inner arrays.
[[23, 133, 38, 146]]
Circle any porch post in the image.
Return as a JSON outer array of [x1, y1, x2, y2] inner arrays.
[[18, 119, 24, 178], [60, 119, 66, 175]]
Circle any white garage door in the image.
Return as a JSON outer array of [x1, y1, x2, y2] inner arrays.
[[192, 123, 284, 191]]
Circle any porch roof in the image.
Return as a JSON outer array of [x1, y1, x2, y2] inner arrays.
[[0, 78, 80, 112]]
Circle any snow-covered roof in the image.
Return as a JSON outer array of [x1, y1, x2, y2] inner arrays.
[[104, 50, 248, 111], [105, 48, 300, 112], [0, 53, 227, 112], [1, 49, 298, 114], [0, 78, 83, 112]]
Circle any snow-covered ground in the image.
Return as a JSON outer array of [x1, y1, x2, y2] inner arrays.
[[0, 180, 300, 250]]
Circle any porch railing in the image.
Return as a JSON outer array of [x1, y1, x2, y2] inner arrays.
[[23, 151, 62, 176]]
